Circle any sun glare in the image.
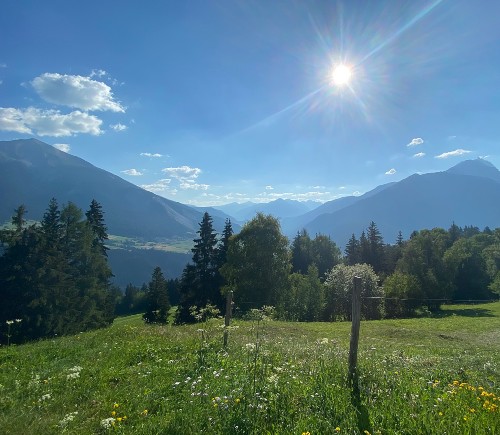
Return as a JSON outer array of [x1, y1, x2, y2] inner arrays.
[[331, 64, 352, 87]]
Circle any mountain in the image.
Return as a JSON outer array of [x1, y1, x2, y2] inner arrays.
[[302, 159, 500, 248], [0, 138, 239, 286], [0, 139, 232, 238], [281, 182, 396, 235], [214, 198, 320, 222]]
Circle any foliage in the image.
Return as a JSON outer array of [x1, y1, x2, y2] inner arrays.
[[324, 263, 383, 321], [176, 213, 228, 323], [383, 272, 423, 318], [0, 302, 498, 434], [221, 213, 291, 315], [0, 199, 115, 343], [143, 267, 170, 324]]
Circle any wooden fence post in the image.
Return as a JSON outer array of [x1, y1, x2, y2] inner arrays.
[[223, 290, 233, 348], [348, 276, 362, 383]]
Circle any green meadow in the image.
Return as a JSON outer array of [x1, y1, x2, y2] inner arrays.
[[1, 303, 499, 434]]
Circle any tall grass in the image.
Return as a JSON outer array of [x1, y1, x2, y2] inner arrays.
[[1, 303, 499, 434]]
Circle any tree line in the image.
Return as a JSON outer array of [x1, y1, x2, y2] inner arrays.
[[2, 201, 500, 343], [169, 214, 499, 324], [0, 199, 116, 343]]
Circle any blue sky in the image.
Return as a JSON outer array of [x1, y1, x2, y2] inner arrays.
[[1, 0, 499, 206]]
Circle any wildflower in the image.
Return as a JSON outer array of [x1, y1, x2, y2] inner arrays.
[[39, 393, 51, 401], [117, 417, 122, 422], [101, 417, 116, 429], [302, 432, 311, 435], [15, 319, 22, 323], [438, 412, 443, 416], [141, 409, 148, 416], [335, 427, 341, 432], [6, 320, 14, 325], [59, 411, 78, 427], [111, 411, 116, 417], [113, 403, 119, 408], [235, 398, 240, 404]]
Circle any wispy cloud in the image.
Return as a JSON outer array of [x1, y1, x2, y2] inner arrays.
[[31, 72, 125, 112], [0, 107, 102, 136], [141, 178, 171, 192], [435, 149, 471, 159], [121, 168, 143, 176], [265, 185, 274, 190], [407, 137, 424, 147], [53, 143, 70, 153], [140, 152, 162, 158], [413, 152, 426, 158], [110, 123, 127, 131], [385, 168, 397, 175]]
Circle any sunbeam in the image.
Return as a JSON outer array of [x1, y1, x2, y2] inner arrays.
[[360, 0, 445, 63]]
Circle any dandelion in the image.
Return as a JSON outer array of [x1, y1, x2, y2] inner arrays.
[[113, 402, 119, 408], [141, 409, 148, 416], [335, 427, 341, 432]]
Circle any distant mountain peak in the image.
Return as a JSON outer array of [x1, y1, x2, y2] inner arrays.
[[446, 158, 500, 182]]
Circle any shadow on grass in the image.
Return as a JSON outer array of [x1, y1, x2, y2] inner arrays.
[[433, 307, 495, 318], [350, 373, 372, 435]]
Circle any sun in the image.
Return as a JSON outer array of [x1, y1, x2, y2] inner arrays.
[[331, 64, 352, 87]]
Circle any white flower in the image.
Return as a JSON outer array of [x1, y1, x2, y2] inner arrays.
[[39, 393, 51, 401], [6, 320, 14, 325], [245, 343, 256, 351], [67, 372, 80, 380], [100, 417, 115, 429], [59, 411, 78, 427]]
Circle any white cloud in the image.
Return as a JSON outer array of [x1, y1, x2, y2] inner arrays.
[[53, 143, 70, 153], [162, 165, 201, 181], [180, 181, 209, 190], [31, 73, 125, 112], [265, 185, 274, 190], [140, 152, 162, 158], [413, 152, 426, 158], [311, 185, 325, 190], [385, 168, 397, 175], [140, 178, 172, 192], [407, 137, 424, 147], [0, 107, 102, 136], [110, 123, 127, 131], [90, 69, 107, 78], [435, 149, 471, 159], [121, 168, 143, 176]]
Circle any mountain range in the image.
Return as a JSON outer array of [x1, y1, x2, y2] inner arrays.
[[2, 138, 500, 285]]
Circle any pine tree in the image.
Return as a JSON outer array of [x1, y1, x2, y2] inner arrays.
[[143, 267, 170, 323], [344, 233, 360, 265], [291, 230, 313, 274], [176, 213, 221, 323], [85, 199, 109, 256]]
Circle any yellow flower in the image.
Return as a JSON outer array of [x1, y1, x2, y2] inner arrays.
[[235, 398, 240, 404], [301, 432, 310, 435], [113, 403, 119, 408], [142, 409, 148, 416], [469, 408, 475, 413], [335, 427, 341, 432], [111, 411, 116, 417], [117, 417, 122, 422], [364, 431, 371, 435], [438, 412, 443, 416]]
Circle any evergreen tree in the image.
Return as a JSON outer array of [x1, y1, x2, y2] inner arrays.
[[85, 199, 109, 256], [367, 221, 385, 274], [176, 213, 221, 323], [344, 234, 360, 265], [291, 230, 313, 274], [143, 267, 170, 323]]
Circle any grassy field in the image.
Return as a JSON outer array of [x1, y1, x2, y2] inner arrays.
[[107, 234, 193, 254], [1, 303, 499, 434]]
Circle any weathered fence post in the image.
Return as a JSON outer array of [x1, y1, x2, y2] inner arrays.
[[223, 290, 233, 348], [348, 276, 362, 383]]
